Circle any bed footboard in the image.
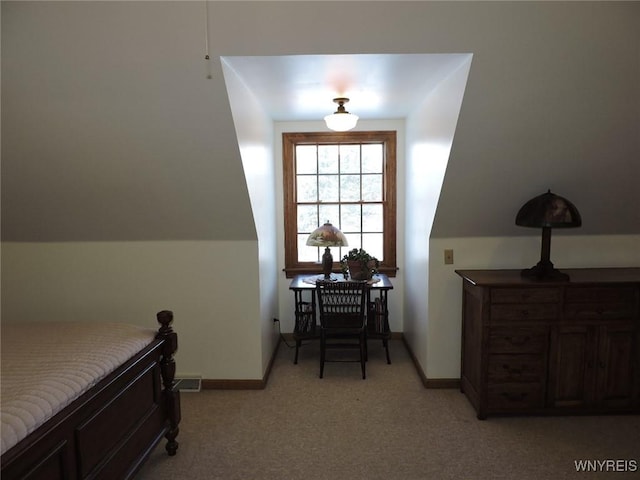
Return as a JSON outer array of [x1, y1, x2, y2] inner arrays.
[[1, 311, 181, 480], [156, 310, 180, 456]]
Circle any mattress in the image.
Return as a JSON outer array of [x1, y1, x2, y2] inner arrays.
[[1, 321, 157, 455]]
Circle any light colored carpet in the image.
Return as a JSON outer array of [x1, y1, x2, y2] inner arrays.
[[136, 339, 639, 480]]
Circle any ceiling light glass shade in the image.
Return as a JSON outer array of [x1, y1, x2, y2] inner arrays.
[[306, 222, 348, 247], [324, 97, 359, 132], [324, 112, 359, 131]]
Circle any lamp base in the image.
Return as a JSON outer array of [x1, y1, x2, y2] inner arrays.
[[520, 226, 570, 281], [322, 247, 333, 280], [521, 261, 570, 282]]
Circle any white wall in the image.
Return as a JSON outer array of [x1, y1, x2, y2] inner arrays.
[[404, 57, 473, 377], [0, 241, 263, 380], [221, 58, 280, 376], [426, 235, 640, 379]]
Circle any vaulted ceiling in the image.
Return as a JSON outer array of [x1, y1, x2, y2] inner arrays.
[[2, 1, 639, 242], [221, 53, 469, 121]]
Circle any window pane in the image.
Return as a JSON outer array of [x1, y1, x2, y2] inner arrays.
[[318, 145, 338, 173], [362, 144, 383, 173], [336, 245, 351, 262], [362, 233, 383, 261], [318, 174, 339, 201], [362, 174, 382, 201], [340, 145, 360, 173], [344, 233, 362, 252], [283, 131, 396, 277], [341, 204, 361, 233], [297, 175, 317, 202], [340, 174, 361, 201], [297, 205, 318, 233], [296, 145, 317, 174], [318, 204, 339, 228], [362, 204, 383, 232], [298, 234, 320, 262]]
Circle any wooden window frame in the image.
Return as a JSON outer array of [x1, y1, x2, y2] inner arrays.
[[283, 131, 397, 278]]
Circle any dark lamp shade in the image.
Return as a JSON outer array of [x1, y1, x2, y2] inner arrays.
[[516, 190, 582, 229], [515, 190, 582, 281]]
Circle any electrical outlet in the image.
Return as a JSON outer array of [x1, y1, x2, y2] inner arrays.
[[444, 249, 454, 265]]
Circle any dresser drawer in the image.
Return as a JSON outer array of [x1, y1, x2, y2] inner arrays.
[[564, 303, 636, 321], [492, 287, 560, 304], [489, 327, 548, 353], [491, 304, 558, 321], [565, 287, 637, 304], [487, 383, 545, 410], [488, 354, 545, 383]]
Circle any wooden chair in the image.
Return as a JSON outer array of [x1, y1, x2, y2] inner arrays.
[[315, 280, 368, 379]]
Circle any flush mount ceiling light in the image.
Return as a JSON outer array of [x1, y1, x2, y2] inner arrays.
[[324, 97, 359, 132]]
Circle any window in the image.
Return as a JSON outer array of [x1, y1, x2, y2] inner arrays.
[[283, 131, 397, 277]]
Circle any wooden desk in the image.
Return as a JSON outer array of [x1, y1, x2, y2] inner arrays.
[[289, 274, 394, 364], [456, 268, 640, 419]]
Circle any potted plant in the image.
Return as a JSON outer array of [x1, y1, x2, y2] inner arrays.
[[341, 248, 379, 281]]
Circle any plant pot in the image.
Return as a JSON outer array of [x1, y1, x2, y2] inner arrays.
[[347, 260, 374, 281]]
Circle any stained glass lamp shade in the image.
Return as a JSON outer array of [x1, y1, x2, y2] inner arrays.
[[306, 222, 348, 279]]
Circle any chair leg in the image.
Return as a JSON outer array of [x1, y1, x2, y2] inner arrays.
[[364, 331, 368, 362], [294, 339, 300, 364], [383, 338, 391, 364], [360, 332, 367, 379], [319, 334, 325, 378]]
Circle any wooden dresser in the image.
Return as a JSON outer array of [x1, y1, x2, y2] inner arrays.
[[456, 268, 640, 419]]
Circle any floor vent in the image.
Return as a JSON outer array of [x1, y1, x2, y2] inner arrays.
[[174, 377, 201, 392]]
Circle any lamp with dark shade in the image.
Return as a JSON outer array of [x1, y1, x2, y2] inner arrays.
[[516, 190, 582, 281], [306, 222, 348, 279]]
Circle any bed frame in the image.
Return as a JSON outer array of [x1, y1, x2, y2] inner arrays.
[[1, 311, 181, 480]]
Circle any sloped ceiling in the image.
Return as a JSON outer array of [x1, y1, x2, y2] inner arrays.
[[2, 1, 639, 242], [1, 1, 256, 241], [221, 53, 469, 121]]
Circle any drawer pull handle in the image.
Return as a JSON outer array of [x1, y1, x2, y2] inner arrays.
[[505, 336, 530, 346], [502, 365, 523, 375], [501, 392, 527, 402]]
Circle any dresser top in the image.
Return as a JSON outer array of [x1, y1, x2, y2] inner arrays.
[[455, 268, 640, 286]]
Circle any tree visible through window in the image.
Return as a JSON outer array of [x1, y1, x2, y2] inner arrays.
[[283, 131, 397, 277]]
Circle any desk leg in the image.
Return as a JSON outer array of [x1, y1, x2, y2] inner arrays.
[[292, 289, 316, 364], [367, 288, 391, 364], [379, 289, 391, 364]]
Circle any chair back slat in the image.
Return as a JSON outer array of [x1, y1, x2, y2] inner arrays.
[[316, 281, 367, 329]]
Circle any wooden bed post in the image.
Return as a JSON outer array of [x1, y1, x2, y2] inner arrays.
[[156, 310, 181, 456]]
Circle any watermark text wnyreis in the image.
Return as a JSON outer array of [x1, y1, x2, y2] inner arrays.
[[574, 459, 638, 473]]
